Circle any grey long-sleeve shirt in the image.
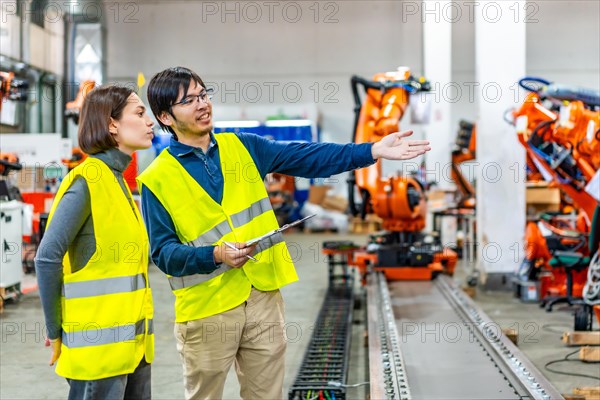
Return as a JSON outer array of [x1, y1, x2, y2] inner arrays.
[[34, 148, 134, 340]]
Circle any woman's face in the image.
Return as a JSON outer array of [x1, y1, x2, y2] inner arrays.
[[110, 93, 155, 155]]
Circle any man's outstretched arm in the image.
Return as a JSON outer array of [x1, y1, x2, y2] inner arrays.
[[238, 130, 430, 178]]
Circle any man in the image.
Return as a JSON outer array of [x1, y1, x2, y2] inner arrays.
[[139, 66, 431, 400]]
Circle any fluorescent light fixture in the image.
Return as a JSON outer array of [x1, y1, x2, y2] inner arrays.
[[264, 119, 312, 127], [213, 120, 261, 128]]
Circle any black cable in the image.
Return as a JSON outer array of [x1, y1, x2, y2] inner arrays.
[[528, 119, 555, 146], [541, 323, 571, 334], [544, 349, 600, 381], [503, 108, 515, 126]]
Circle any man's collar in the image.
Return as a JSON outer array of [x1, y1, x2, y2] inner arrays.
[[170, 132, 217, 157]]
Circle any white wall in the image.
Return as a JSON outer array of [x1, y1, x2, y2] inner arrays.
[[29, 13, 64, 75], [106, 1, 423, 143], [527, 0, 600, 87], [0, 13, 21, 60], [450, 0, 600, 133], [105, 0, 598, 195], [0, 4, 64, 76], [106, 0, 599, 151]]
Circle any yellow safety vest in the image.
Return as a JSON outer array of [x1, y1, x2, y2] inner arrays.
[[47, 157, 154, 380], [137, 133, 298, 322]]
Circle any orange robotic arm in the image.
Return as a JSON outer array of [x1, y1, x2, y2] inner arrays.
[[556, 101, 600, 173], [511, 92, 557, 181], [349, 69, 429, 232], [65, 80, 96, 124], [451, 121, 476, 209], [0, 71, 28, 113], [512, 87, 599, 222]]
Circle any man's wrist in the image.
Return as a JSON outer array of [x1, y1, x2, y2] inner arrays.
[[371, 142, 379, 160], [212, 245, 222, 264]]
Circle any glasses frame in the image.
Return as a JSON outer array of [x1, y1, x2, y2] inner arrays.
[[171, 88, 214, 109]]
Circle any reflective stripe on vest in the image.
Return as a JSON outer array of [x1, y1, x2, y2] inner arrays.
[[185, 197, 271, 246], [187, 219, 232, 247], [230, 197, 272, 228], [137, 133, 298, 323], [47, 157, 154, 380], [168, 232, 285, 290], [168, 265, 233, 291], [62, 319, 154, 348], [62, 273, 146, 299]]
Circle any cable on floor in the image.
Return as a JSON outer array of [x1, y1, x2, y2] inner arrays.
[[544, 349, 600, 381]]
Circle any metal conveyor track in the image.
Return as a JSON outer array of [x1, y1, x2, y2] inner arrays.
[[368, 273, 563, 400]]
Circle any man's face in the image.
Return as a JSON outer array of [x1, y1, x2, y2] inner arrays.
[[168, 80, 213, 137]]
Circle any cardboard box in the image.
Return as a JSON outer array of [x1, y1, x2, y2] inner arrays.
[[12, 165, 64, 193], [321, 195, 348, 213], [307, 185, 330, 205], [427, 189, 454, 210], [526, 185, 560, 204], [427, 190, 447, 201], [526, 184, 560, 214]]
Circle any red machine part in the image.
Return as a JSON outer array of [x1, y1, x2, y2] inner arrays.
[[524, 221, 552, 264], [123, 151, 138, 192]]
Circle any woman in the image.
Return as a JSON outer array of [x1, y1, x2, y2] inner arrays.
[[35, 85, 155, 399]]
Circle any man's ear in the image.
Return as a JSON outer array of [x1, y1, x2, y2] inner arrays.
[[108, 117, 119, 135], [157, 111, 173, 127]]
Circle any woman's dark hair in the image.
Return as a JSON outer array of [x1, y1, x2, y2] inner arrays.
[[147, 66, 206, 136], [78, 85, 135, 154]]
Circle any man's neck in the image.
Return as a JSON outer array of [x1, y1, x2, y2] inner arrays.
[[177, 132, 212, 153]]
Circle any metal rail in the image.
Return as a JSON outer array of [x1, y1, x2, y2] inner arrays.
[[367, 273, 412, 400], [367, 272, 564, 400]]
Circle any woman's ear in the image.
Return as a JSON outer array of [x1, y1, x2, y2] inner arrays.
[[108, 117, 119, 135]]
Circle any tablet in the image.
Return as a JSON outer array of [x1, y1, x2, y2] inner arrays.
[[245, 214, 316, 247]]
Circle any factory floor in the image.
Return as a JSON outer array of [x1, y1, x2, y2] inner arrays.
[[1, 232, 598, 399]]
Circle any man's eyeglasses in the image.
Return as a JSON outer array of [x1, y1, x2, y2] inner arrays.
[[172, 88, 214, 108]]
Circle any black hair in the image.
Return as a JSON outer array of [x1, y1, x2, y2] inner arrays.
[[146, 66, 206, 136]]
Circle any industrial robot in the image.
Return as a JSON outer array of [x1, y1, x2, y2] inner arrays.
[[512, 77, 599, 329], [346, 68, 457, 280]]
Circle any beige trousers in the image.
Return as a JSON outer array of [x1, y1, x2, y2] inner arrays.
[[174, 288, 286, 400]]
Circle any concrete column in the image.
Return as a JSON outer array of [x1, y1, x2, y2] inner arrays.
[[475, 1, 526, 283], [422, 0, 453, 190]]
